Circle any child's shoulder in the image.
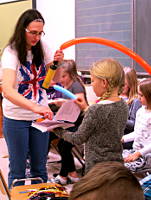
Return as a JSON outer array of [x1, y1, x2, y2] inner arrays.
[[91, 99, 128, 113], [97, 98, 126, 106], [136, 106, 151, 120], [138, 106, 149, 113], [89, 101, 118, 111], [72, 80, 83, 87]]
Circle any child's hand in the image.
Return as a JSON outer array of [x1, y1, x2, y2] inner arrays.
[[124, 151, 141, 163], [49, 98, 66, 107], [121, 137, 124, 143], [74, 95, 88, 111]]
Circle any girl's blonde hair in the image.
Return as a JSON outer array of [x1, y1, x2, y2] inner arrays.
[[123, 67, 138, 104], [90, 58, 125, 100]]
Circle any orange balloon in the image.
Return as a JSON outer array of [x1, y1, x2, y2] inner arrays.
[[60, 37, 151, 75]]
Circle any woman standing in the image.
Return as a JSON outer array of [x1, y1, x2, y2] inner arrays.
[[1, 9, 63, 188]]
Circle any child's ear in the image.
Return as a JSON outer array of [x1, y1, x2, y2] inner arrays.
[[102, 79, 108, 88]]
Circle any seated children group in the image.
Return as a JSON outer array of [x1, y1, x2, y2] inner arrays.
[[48, 58, 151, 199]]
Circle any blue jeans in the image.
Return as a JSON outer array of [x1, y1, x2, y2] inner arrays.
[[3, 117, 49, 188]]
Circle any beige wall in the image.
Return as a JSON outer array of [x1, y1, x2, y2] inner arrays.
[[0, 0, 32, 56]]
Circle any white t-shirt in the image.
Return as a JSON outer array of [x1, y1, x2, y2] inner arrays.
[[123, 106, 151, 156], [1, 42, 53, 120]]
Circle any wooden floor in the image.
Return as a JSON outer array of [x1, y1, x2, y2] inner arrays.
[[0, 137, 82, 199], [0, 138, 9, 184]]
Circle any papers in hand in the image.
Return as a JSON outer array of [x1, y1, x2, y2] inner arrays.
[[32, 119, 74, 132], [32, 100, 81, 132]]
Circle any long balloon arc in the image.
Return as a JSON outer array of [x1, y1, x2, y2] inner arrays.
[[60, 37, 151, 75]]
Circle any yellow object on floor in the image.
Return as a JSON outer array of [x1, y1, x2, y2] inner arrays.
[[0, 170, 69, 200], [11, 182, 69, 200]]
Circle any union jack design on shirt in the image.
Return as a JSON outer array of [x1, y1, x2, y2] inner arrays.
[[18, 61, 46, 103]]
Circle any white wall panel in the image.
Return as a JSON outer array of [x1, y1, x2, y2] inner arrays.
[[36, 0, 75, 59]]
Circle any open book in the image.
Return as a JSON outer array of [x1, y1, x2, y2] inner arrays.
[[32, 100, 81, 132]]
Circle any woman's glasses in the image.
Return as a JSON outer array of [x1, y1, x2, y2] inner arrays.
[[25, 28, 45, 37]]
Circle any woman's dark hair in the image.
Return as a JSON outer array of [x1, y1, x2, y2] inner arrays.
[[8, 9, 45, 67]]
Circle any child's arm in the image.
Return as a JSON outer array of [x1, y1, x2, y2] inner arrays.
[[139, 144, 151, 157], [122, 131, 136, 143], [124, 144, 151, 163], [53, 104, 98, 145]]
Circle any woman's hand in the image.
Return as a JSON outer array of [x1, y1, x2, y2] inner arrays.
[[74, 95, 89, 111], [32, 104, 53, 120], [54, 50, 64, 63], [124, 151, 141, 163]]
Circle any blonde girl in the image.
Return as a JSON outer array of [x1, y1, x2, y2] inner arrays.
[[54, 58, 128, 173], [121, 67, 142, 149]]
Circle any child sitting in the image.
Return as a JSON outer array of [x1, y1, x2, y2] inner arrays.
[[122, 78, 151, 172], [121, 67, 142, 149], [50, 59, 88, 185]]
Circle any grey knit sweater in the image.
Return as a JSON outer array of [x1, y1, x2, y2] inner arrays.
[[60, 99, 128, 173]]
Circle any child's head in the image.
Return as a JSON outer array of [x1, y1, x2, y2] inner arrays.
[[138, 78, 151, 109], [59, 59, 81, 88], [122, 67, 138, 104], [69, 161, 144, 200], [90, 58, 125, 99]]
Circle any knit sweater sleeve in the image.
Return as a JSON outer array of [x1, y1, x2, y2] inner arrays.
[[62, 105, 99, 145]]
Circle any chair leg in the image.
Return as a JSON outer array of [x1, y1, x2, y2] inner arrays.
[[0, 169, 11, 199], [72, 146, 85, 176], [47, 139, 61, 164]]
